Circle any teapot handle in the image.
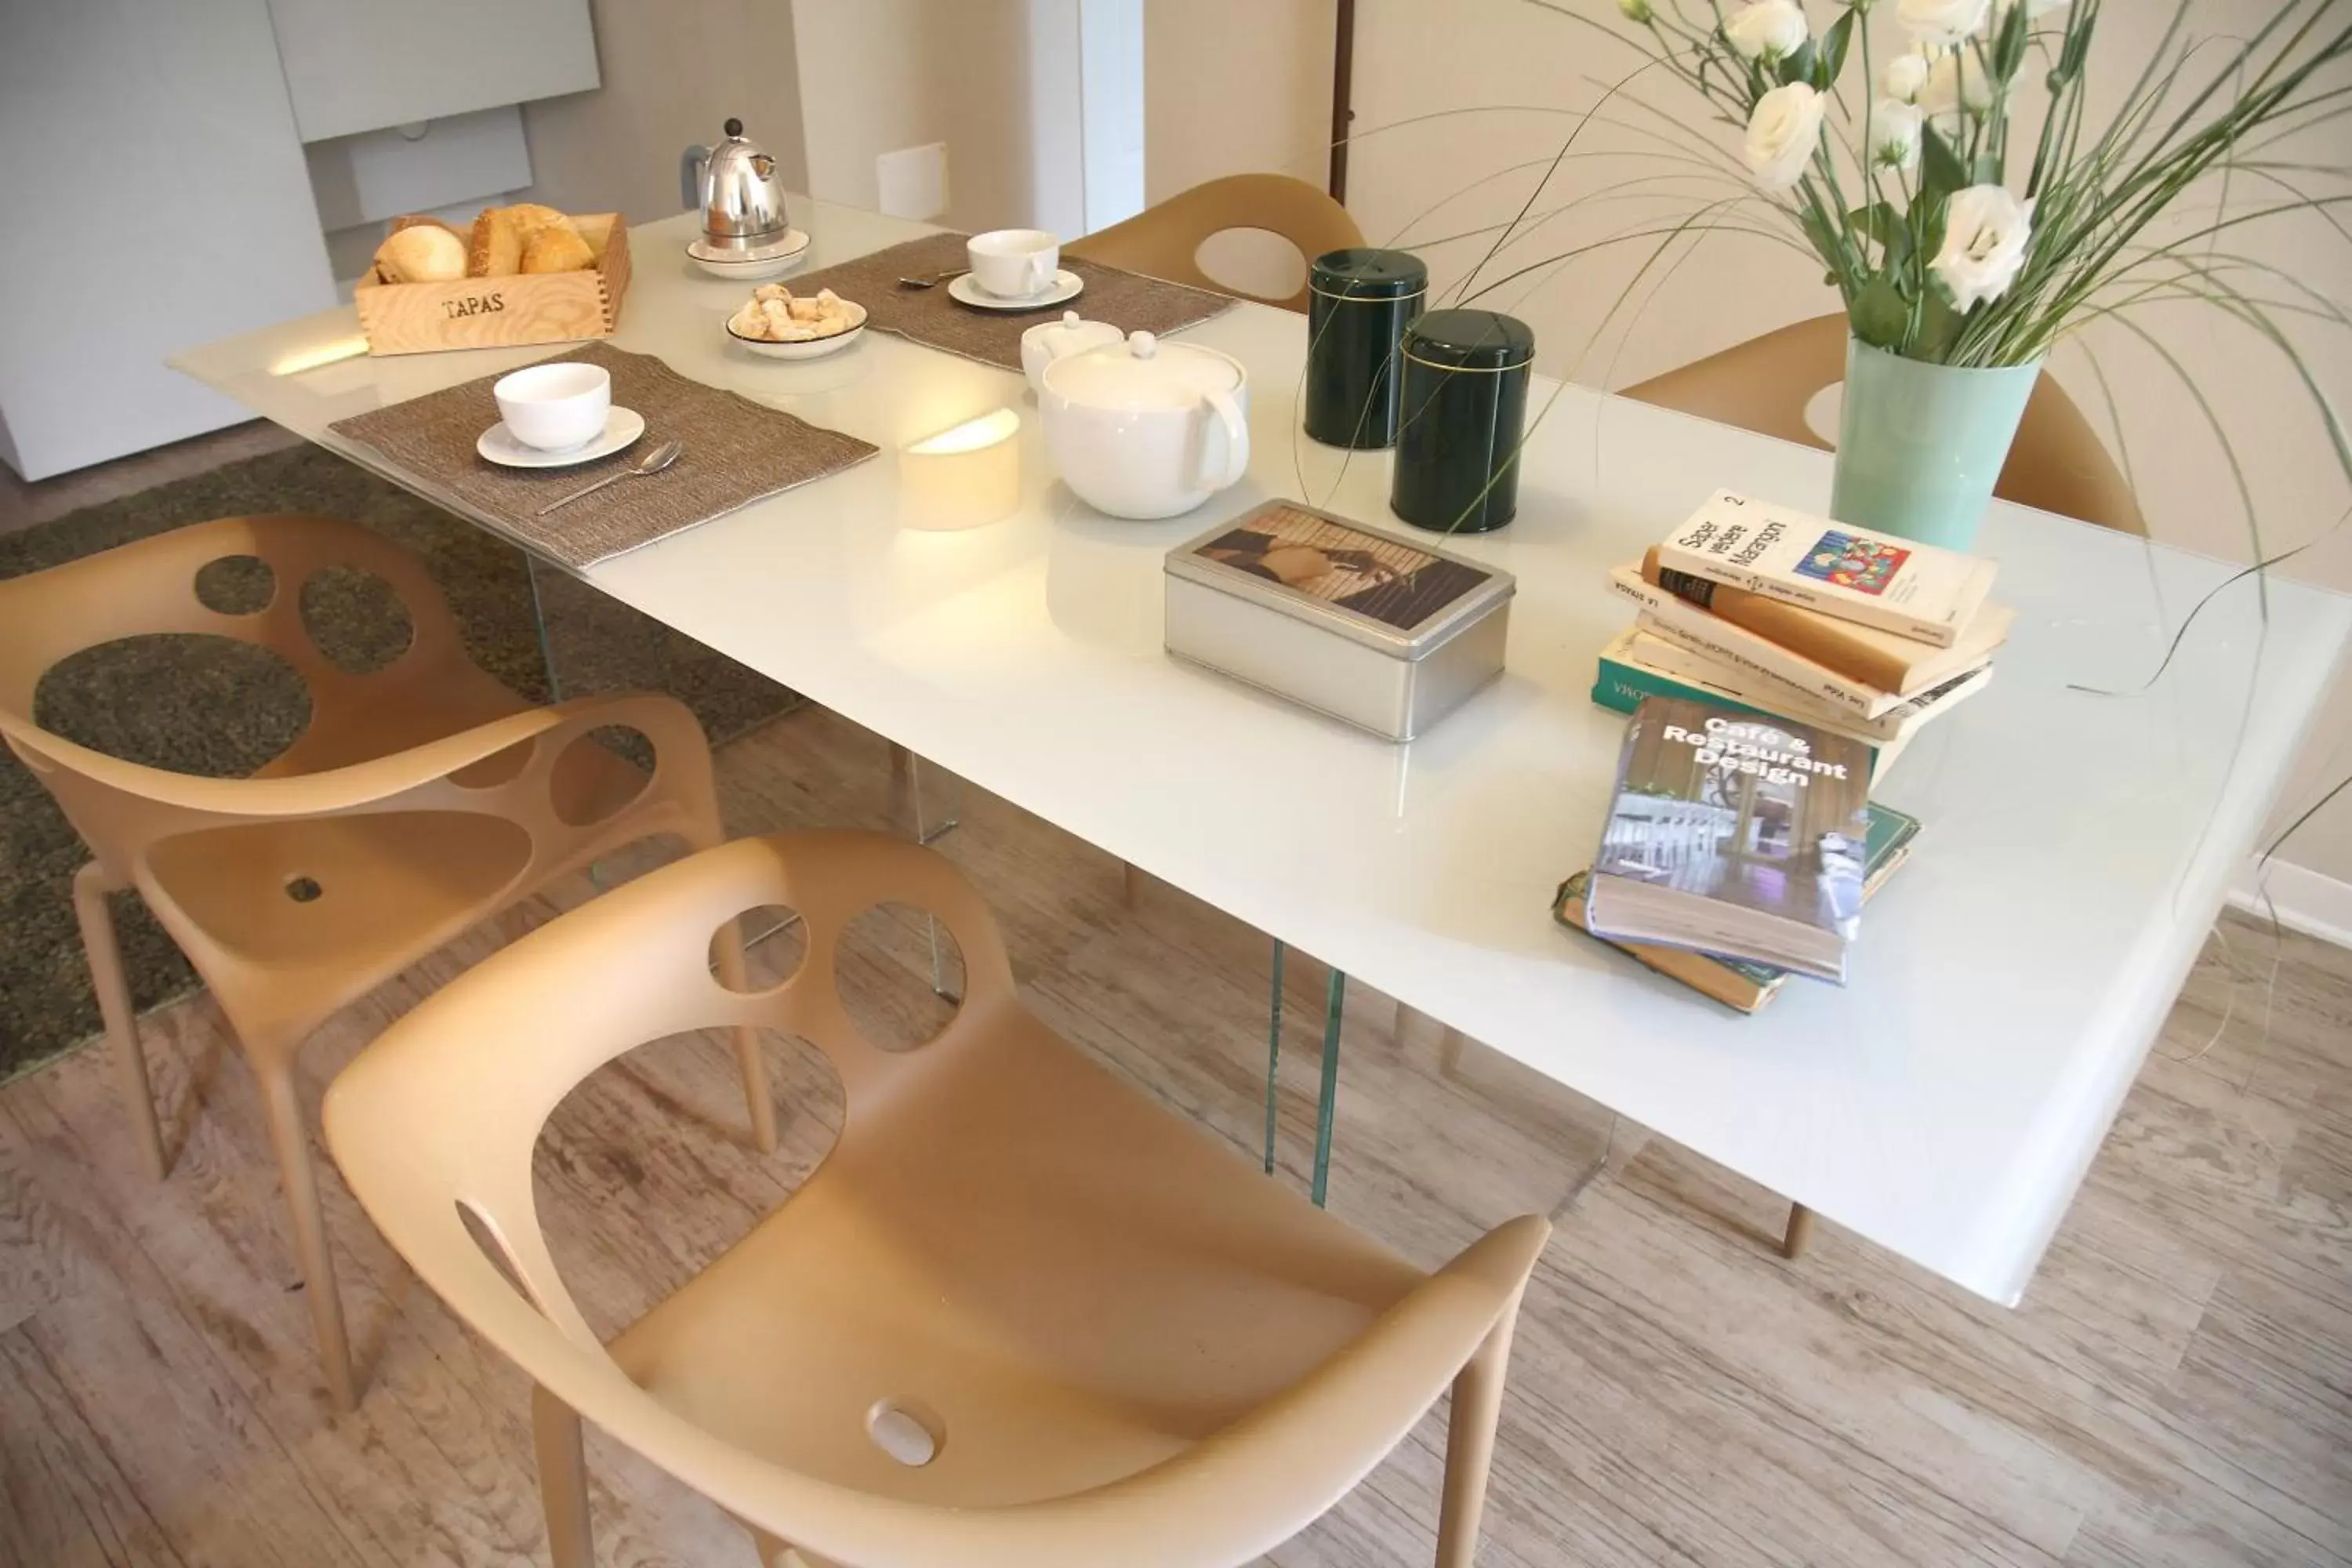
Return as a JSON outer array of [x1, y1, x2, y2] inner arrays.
[[1194, 387, 1251, 493], [679, 145, 710, 212]]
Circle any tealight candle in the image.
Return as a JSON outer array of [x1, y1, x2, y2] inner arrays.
[[898, 408, 1022, 532]]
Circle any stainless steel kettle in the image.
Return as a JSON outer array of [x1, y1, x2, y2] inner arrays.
[[679, 118, 790, 253]]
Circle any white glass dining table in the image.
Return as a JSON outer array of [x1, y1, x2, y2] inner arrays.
[[171, 199, 2352, 1308]]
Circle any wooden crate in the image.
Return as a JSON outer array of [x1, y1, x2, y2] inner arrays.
[[354, 215, 632, 355]]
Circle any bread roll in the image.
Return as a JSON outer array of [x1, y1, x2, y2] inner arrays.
[[506, 202, 573, 238], [372, 223, 466, 284], [467, 207, 525, 277], [521, 224, 594, 274]]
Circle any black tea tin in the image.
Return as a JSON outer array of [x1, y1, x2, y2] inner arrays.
[[1391, 308, 1536, 535], [1304, 248, 1428, 450]]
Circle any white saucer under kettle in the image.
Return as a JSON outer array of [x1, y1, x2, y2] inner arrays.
[[1036, 330, 1250, 521]]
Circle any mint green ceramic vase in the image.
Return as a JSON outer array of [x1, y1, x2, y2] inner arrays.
[[1830, 336, 2041, 550]]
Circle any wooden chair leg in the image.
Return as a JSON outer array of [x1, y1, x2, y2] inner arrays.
[[1435, 1301, 1522, 1568], [1781, 1202, 1816, 1259], [256, 1061, 357, 1413], [72, 864, 166, 1181], [534, 1384, 595, 1568]]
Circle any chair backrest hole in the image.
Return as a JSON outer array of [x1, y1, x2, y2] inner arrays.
[[550, 724, 655, 827], [300, 564, 415, 676], [865, 1399, 941, 1466], [448, 738, 535, 789], [194, 554, 276, 615], [284, 875, 323, 902], [711, 904, 807, 993], [456, 1199, 543, 1312], [1193, 227, 1308, 303], [34, 635, 308, 777], [835, 901, 963, 1052]]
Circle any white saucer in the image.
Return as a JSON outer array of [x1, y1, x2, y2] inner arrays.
[[477, 407, 646, 468], [949, 269, 1084, 312], [688, 230, 811, 279]]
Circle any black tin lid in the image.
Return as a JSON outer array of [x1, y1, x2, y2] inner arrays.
[[1310, 247, 1428, 302], [1403, 308, 1536, 370]]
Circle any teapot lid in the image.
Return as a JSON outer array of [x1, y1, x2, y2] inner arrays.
[[1044, 330, 1243, 410], [1024, 310, 1120, 350]]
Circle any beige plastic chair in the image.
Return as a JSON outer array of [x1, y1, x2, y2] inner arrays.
[[324, 829, 1551, 1568], [0, 514, 774, 1411], [1621, 314, 2147, 535], [1067, 172, 1366, 314]]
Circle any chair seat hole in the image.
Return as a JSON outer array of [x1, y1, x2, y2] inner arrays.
[[865, 1399, 940, 1466], [285, 875, 323, 903]]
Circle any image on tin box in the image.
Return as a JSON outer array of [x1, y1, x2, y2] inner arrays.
[[1192, 503, 1492, 632]]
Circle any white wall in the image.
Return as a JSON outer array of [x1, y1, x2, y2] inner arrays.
[[1167, 0, 2352, 886], [791, 0, 1040, 233], [520, 0, 811, 224], [1142, 0, 1334, 204]]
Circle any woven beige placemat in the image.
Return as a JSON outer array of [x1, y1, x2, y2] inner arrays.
[[330, 342, 878, 570], [788, 233, 1235, 372]]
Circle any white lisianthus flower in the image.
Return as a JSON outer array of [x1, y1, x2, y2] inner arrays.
[[1871, 100, 1924, 171], [1917, 45, 1993, 114], [1724, 0, 1809, 60], [1744, 82, 1828, 191], [1898, 0, 1991, 47], [1618, 0, 1653, 20], [1932, 185, 2034, 310], [1883, 47, 1932, 102]]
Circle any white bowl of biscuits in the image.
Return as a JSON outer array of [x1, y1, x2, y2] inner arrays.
[[726, 285, 866, 360]]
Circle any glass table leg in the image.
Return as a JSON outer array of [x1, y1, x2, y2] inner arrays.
[[1264, 941, 1286, 1175], [891, 744, 963, 1000], [1265, 941, 1346, 1207], [1312, 967, 1345, 1209]]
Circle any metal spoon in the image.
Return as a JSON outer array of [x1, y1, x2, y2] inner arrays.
[[537, 440, 682, 517], [897, 266, 971, 289]]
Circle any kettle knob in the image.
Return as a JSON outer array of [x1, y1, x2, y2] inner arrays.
[[724, 117, 744, 138]]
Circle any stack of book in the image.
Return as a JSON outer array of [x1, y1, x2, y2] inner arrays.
[[1592, 490, 2010, 778]]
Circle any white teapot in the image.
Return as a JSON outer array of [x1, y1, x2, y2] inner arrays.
[[1019, 310, 1123, 394], [1037, 331, 1251, 521]]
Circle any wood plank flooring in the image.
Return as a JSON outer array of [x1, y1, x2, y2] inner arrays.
[[3, 702, 2347, 1568]]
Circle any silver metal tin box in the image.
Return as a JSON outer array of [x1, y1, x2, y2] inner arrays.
[[1163, 500, 1515, 742]]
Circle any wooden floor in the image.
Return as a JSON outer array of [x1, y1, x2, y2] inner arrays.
[[4, 702, 2349, 1568]]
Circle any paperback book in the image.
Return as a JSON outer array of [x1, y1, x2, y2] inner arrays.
[[1659, 490, 1998, 647], [1596, 626, 1992, 747], [1552, 803, 1920, 1013], [1641, 546, 2012, 695], [1607, 567, 1941, 719], [1585, 695, 1875, 983]]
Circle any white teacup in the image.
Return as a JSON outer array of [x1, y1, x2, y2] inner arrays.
[[493, 362, 612, 451], [966, 228, 1060, 300]]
